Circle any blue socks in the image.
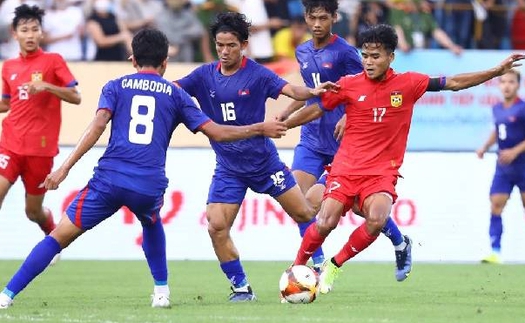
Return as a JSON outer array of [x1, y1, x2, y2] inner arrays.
[[220, 259, 247, 288], [4, 236, 61, 299], [298, 218, 325, 265], [142, 219, 168, 283], [381, 217, 404, 246], [489, 214, 502, 253]]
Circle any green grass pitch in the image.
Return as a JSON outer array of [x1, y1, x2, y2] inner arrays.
[[0, 261, 524, 323]]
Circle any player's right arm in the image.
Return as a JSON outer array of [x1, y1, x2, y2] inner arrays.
[[44, 109, 111, 190], [476, 130, 497, 159], [200, 120, 287, 142]]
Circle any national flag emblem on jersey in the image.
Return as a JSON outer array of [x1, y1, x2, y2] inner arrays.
[[238, 89, 250, 96], [322, 62, 333, 69], [31, 71, 43, 82], [509, 116, 516, 122], [390, 91, 402, 108]]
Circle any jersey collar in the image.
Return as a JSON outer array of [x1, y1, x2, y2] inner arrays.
[[216, 56, 248, 72], [19, 48, 44, 60]]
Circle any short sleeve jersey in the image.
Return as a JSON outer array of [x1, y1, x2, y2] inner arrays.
[[94, 71, 210, 196], [1, 49, 77, 156], [295, 35, 363, 155], [177, 57, 288, 175], [321, 68, 430, 176], [492, 98, 525, 165]]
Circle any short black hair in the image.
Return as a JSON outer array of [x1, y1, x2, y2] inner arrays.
[[210, 12, 251, 43], [12, 4, 44, 30], [357, 24, 398, 53], [132, 28, 168, 68], [301, 0, 338, 15]]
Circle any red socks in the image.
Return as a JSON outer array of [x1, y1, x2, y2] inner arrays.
[[39, 208, 56, 235], [333, 224, 378, 266], [294, 224, 326, 265]]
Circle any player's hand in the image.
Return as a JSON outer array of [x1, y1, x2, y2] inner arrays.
[[498, 148, 519, 165], [261, 120, 287, 138], [333, 114, 346, 141], [476, 148, 486, 159], [497, 54, 525, 75], [23, 81, 49, 94], [310, 81, 339, 96], [44, 167, 69, 190]]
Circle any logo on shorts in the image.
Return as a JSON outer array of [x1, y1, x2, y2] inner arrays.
[[390, 91, 402, 108], [270, 170, 286, 190], [328, 181, 341, 193], [31, 71, 43, 82]]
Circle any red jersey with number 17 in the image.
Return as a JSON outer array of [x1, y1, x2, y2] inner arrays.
[[1, 48, 77, 157], [321, 68, 429, 176]]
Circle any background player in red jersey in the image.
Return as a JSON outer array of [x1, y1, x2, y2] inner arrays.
[[284, 24, 524, 294], [0, 4, 81, 254]]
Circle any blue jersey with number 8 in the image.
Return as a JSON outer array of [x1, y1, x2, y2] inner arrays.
[[93, 71, 210, 196]]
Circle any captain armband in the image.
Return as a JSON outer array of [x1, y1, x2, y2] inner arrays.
[[426, 76, 446, 92]]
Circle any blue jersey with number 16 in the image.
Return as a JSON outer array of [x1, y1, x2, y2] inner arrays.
[[93, 71, 210, 196], [177, 57, 288, 175]]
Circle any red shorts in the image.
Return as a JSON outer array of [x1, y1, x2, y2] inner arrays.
[[324, 174, 399, 213], [0, 147, 54, 195]]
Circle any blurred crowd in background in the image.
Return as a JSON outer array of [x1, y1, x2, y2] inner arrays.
[[0, 0, 523, 62]]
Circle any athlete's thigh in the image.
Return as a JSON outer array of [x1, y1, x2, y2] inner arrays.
[[490, 166, 514, 195], [305, 183, 325, 214], [124, 190, 164, 225], [20, 155, 53, 196], [358, 175, 398, 212], [66, 179, 121, 230], [207, 165, 248, 205], [292, 170, 317, 194]]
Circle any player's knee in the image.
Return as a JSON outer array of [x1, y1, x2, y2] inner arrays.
[[206, 218, 229, 237], [25, 206, 43, 222], [490, 202, 505, 214], [365, 213, 387, 234], [316, 216, 338, 236], [289, 204, 315, 223]]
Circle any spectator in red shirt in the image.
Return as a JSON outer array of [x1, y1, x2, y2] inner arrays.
[[0, 4, 81, 260], [284, 24, 523, 294], [511, 0, 525, 50]]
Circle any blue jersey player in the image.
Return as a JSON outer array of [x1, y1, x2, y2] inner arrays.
[[176, 12, 335, 302], [0, 28, 289, 310], [278, 0, 413, 282], [477, 69, 525, 264]]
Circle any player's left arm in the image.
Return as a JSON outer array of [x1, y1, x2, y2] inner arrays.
[[442, 54, 524, 91], [44, 109, 111, 190], [25, 81, 81, 104]]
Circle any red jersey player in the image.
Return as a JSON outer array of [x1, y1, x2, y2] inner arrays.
[[284, 24, 524, 294], [0, 5, 81, 250]]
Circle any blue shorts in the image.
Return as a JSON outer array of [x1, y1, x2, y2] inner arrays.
[[66, 177, 164, 230], [490, 164, 525, 195], [291, 144, 334, 179], [207, 162, 296, 204]]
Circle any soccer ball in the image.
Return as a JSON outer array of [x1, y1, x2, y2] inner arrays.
[[279, 265, 319, 304]]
